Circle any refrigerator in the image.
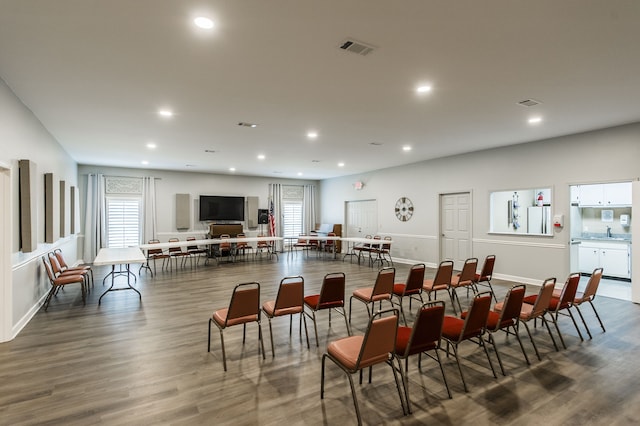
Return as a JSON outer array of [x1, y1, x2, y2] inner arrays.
[[527, 206, 551, 234]]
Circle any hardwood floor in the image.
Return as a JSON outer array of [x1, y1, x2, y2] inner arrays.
[[1, 255, 639, 425]]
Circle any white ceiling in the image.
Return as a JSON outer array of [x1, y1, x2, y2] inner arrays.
[[1, 1, 640, 180]]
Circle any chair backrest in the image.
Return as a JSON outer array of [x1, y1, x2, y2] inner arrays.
[[226, 282, 261, 326], [42, 256, 56, 283], [318, 272, 346, 307], [381, 236, 392, 251], [458, 258, 479, 285], [357, 308, 400, 369], [581, 268, 604, 302], [219, 234, 231, 250], [457, 292, 492, 341], [404, 263, 426, 294], [433, 260, 454, 287], [186, 236, 198, 250], [493, 284, 526, 330], [370, 235, 382, 250], [362, 235, 372, 249], [324, 232, 336, 247], [555, 272, 581, 311], [168, 238, 183, 254], [530, 278, 557, 318], [274, 276, 305, 312], [479, 255, 496, 280], [403, 300, 445, 356], [372, 267, 396, 297], [147, 239, 164, 256], [48, 252, 64, 276], [257, 234, 269, 247], [53, 250, 69, 269], [236, 233, 248, 247]]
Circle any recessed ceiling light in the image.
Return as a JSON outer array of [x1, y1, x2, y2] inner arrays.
[[416, 84, 432, 94], [402, 145, 412, 152], [158, 109, 173, 118], [146, 142, 157, 149], [257, 154, 265, 160], [194, 17, 214, 29], [528, 116, 543, 124], [307, 131, 318, 139], [297, 172, 303, 176], [141, 160, 149, 165], [229, 167, 236, 172], [338, 162, 345, 167]]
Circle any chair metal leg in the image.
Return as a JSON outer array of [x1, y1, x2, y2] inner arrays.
[[522, 321, 541, 361], [267, 316, 275, 357], [389, 357, 408, 416], [219, 329, 227, 372], [450, 343, 468, 392], [512, 323, 531, 365], [488, 332, 506, 376], [550, 313, 567, 349], [574, 304, 593, 339], [541, 315, 560, 351], [479, 335, 498, 378], [434, 348, 452, 399], [258, 321, 266, 360], [566, 307, 585, 341], [588, 300, 606, 332]]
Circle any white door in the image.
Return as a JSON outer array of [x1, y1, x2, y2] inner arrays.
[[440, 192, 472, 270], [345, 200, 377, 238]]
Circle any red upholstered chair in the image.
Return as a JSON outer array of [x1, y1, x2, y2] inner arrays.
[[140, 239, 170, 275], [186, 236, 208, 266], [42, 256, 86, 311], [422, 260, 454, 305], [48, 251, 92, 292], [371, 236, 393, 267], [483, 284, 529, 375], [262, 276, 309, 356], [449, 257, 479, 314], [321, 308, 407, 424], [572, 268, 605, 339], [391, 263, 426, 325], [322, 232, 337, 259], [304, 272, 350, 347], [441, 291, 497, 392], [208, 282, 265, 371], [395, 301, 451, 410], [52, 249, 93, 288], [168, 238, 190, 269], [474, 255, 497, 302], [217, 234, 234, 263], [351, 234, 372, 265], [523, 272, 582, 348], [507, 278, 559, 361], [349, 267, 395, 323]]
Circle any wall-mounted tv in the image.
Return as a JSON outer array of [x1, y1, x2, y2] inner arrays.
[[199, 195, 245, 221]]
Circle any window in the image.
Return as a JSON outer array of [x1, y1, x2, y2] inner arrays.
[[282, 201, 303, 238], [106, 197, 141, 247]]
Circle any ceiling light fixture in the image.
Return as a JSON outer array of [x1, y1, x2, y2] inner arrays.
[[338, 162, 345, 167], [257, 154, 265, 160], [297, 172, 303, 176], [416, 85, 432, 94], [528, 116, 543, 125], [229, 167, 236, 172], [146, 142, 157, 149], [402, 145, 412, 152], [194, 17, 214, 29], [158, 109, 173, 118], [141, 160, 149, 165], [307, 131, 318, 139]]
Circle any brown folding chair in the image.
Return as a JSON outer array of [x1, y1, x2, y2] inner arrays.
[[262, 276, 310, 356], [483, 284, 529, 375], [572, 268, 605, 339], [186, 236, 208, 266], [304, 272, 350, 347], [441, 291, 497, 392], [423, 260, 454, 305], [208, 282, 265, 371], [395, 301, 451, 411], [349, 267, 395, 323], [351, 234, 372, 265], [391, 263, 426, 325], [321, 308, 407, 424], [41, 256, 86, 311], [140, 239, 170, 275], [48, 251, 92, 292], [52, 249, 93, 287], [450, 257, 479, 314], [474, 255, 497, 302], [168, 238, 189, 269]]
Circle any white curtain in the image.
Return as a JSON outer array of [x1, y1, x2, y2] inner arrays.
[[141, 176, 157, 244], [268, 183, 283, 252], [83, 173, 105, 262], [303, 184, 318, 234]]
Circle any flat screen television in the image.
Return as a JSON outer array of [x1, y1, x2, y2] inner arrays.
[[199, 195, 245, 221]]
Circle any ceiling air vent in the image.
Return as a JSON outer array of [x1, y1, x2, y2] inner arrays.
[[518, 99, 541, 107], [339, 39, 376, 56]]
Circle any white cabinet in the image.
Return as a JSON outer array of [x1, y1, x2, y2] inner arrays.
[[578, 182, 632, 207], [578, 241, 630, 278]]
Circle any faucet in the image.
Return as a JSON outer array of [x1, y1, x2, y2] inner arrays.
[[606, 226, 612, 238]]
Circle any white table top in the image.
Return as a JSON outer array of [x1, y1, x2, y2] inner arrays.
[[93, 247, 147, 265], [138, 236, 282, 250]]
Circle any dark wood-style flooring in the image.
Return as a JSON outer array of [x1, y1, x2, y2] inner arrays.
[[1, 252, 639, 425]]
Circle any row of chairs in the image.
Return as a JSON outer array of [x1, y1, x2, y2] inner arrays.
[[41, 250, 94, 311], [292, 232, 338, 259], [351, 235, 393, 267]]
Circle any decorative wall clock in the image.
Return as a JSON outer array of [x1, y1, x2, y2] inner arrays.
[[395, 197, 414, 221]]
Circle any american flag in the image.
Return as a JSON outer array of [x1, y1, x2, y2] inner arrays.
[[268, 200, 276, 237]]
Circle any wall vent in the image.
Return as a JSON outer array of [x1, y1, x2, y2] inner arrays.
[[518, 99, 541, 107], [339, 39, 376, 56]]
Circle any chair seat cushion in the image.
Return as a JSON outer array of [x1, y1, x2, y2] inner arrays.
[[262, 300, 302, 317], [450, 275, 473, 288], [304, 294, 343, 310], [460, 310, 505, 329], [441, 316, 464, 340], [519, 303, 535, 321], [327, 336, 365, 370], [423, 279, 448, 292], [212, 308, 258, 327], [352, 287, 389, 302], [523, 294, 560, 310], [395, 326, 437, 357]]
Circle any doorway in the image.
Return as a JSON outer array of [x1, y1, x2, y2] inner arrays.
[[569, 182, 632, 301], [345, 200, 378, 238], [440, 192, 472, 270]]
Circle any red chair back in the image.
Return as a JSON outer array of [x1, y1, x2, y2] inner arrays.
[[318, 272, 346, 308], [404, 264, 426, 294], [226, 282, 261, 326], [494, 284, 526, 330], [530, 278, 557, 318], [556, 273, 581, 311], [479, 255, 496, 280], [372, 267, 395, 298], [459, 292, 492, 340], [358, 309, 400, 369], [457, 258, 478, 285], [274, 276, 305, 314], [581, 268, 603, 302], [433, 260, 454, 286], [402, 301, 445, 356]]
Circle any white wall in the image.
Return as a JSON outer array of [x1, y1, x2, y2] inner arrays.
[[0, 78, 79, 341], [77, 165, 318, 241], [320, 122, 640, 294]]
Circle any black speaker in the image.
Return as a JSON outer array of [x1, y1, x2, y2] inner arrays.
[[258, 209, 269, 224]]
